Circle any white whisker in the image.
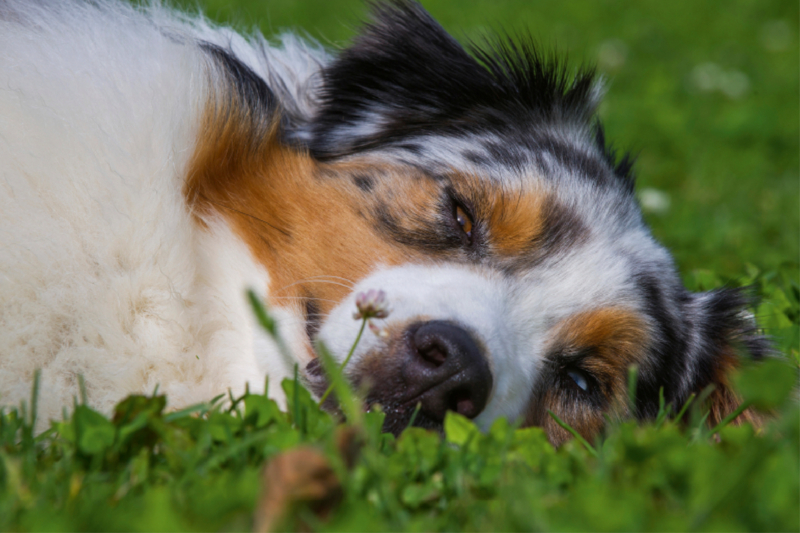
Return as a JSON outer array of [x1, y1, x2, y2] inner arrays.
[[274, 276, 356, 295]]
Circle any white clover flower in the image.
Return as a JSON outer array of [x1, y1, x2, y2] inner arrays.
[[353, 289, 390, 320]]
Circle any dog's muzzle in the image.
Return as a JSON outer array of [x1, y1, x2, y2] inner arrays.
[[305, 320, 493, 435]]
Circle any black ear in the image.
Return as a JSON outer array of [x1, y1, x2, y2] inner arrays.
[[308, 0, 597, 160], [681, 288, 771, 426]]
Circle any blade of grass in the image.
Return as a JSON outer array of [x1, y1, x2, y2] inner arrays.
[[163, 403, 212, 422], [209, 393, 226, 407], [655, 387, 672, 429], [547, 410, 597, 457], [319, 318, 367, 405], [248, 289, 295, 369], [690, 384, 717, 430], [674, 392, 696, 423], [406, 402, 422, 430], [78, 374, 88, 406], [315, 341, 362, 426], [709, 401, 751, 434]]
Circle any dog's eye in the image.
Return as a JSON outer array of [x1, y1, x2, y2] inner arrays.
[[567, 369, 590, 392], [455, 205, 473, 238]]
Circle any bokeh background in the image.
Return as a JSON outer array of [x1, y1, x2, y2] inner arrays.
[[178, 0, 799, 279]]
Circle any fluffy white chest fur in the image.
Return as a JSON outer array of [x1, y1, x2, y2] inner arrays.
[[0, 1, 318, 425]]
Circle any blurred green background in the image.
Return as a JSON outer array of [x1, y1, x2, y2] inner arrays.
[[180, 0, 798, 279]]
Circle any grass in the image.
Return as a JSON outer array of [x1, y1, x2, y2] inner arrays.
[[1, 312, 797, 531], [1, 0, 798, 531]]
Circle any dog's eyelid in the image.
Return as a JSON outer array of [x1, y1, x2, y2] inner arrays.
[[552, 347, 598, 393], [557, 346, 594, 363]]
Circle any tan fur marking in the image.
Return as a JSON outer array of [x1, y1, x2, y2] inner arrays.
[[705, 347, 765, 429], [557, 307, 649, 386], [541, 391, 607, 447], [449, 174, 583, 261], [184, 95, 426, 328], [486, 188, 550, 256], [526, 307, 649, 445], [382, 173, 445, 235], [442, 173, 555, 257]]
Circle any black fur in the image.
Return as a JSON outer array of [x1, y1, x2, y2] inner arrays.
[[633, 277, 770, 419], [201, 42, 277, 116], [353, 174, 375, 192], [633, 273, 691, 418], [685, 288, 771, 386], [308, 0, 632, 188]]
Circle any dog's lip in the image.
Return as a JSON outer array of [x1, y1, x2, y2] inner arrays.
[[381, 369, 463, 407], [305, 357, 451, 435]]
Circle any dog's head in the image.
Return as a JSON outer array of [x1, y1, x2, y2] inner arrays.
[[188, 1, 769, 444]]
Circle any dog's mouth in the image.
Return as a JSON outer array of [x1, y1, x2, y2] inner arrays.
[[303, 320, 493, 437], [302, 357, 448, 435]]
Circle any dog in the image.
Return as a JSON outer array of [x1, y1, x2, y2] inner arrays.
[[0, 0, 768, 443]]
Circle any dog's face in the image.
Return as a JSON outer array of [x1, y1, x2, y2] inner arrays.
[[304, 157, 658, 441], [189, 1, 768, 444]]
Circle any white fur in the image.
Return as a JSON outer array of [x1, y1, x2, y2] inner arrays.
[[0, 0, 321, 428]]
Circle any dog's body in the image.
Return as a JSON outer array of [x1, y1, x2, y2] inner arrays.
[[0, 0, 766, 442]]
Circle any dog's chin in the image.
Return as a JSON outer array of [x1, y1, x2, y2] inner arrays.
[[302, 358, 445, 437]]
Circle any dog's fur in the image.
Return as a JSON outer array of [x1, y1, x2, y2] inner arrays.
[[0, 0, 767, 442]]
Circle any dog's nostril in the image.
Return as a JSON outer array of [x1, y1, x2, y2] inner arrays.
[[405, 321, 493, 423], [449, 389, 476, 418], [417, 340, 447, 367]]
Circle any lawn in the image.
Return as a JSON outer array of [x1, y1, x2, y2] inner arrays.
[[1, 0, 798, 531]]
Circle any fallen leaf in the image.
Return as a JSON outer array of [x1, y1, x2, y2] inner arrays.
[[254, 447, 341, 533]]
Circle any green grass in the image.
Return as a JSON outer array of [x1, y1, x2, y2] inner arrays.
[[1, 0, 798, 530], [1, 334, 798, 531]]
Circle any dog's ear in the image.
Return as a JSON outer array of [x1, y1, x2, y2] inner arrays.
[[680, 288, 771, 427], [308, 0, 480, 159], [307, 0, 597, 160]]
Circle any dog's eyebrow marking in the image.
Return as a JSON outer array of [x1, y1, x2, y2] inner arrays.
[[375, 202, 455, 253], [555, 307, 648, 368], [353, 174, 374, 192], [533, 196, 588, 256], [488, 189, 588, 265]]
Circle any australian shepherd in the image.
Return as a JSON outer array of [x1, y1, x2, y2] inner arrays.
[[0, 0, 767, 443]]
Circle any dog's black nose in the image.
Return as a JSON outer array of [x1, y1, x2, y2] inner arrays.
[[403, 321, 492, 421]]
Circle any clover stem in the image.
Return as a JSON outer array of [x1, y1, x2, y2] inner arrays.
[[319, 318, 368, 404]]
